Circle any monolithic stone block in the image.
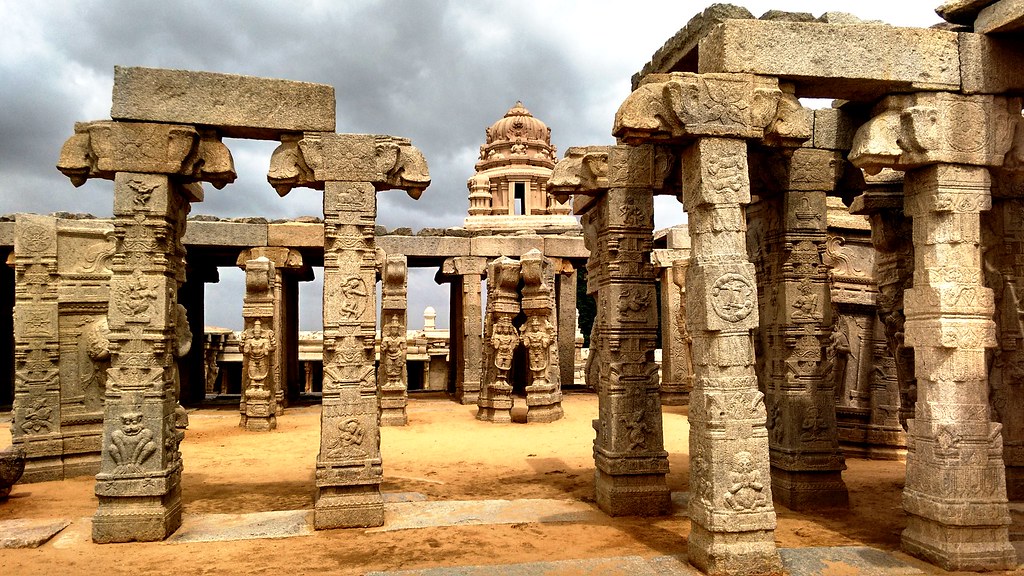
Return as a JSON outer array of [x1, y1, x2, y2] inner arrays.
[[267, 222, 323, 248], [111, 66, 335, 139], [542, 236, 589, 259], [376, 235, 470, 259], [183, 220, 268, 247], [975, 0, 1024, 33], [959, 33, 1024, 94], [697, 20, 961, 99]]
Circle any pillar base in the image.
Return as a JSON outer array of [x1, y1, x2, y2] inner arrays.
[[455, 390, 480, 405], [526, 403, 563, 423], [380, 410, 408, 427], [240, 414, 277, 432], [92, 490, 182, 543], [476, 406, 512, 423], [687, 524, 783, 576], [770, 468, 849, 510], [659, 391, 690, 406], [314, 485, 384, 529], [902, 516, 1017, 572], [18, 457, 65, 483], [594, 469, 671, 517]]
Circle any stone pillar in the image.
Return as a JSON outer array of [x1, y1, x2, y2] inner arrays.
[[438, 256, 487, 404], [477, 257, 520, 423], [653, 245, 693, 406], [268, 132, 429, 530], [56, 119, 233, 543], [178, 262, 217, 407], [521, 249, 562, 422], [11, 214, 62, 482], [553, 259, 578, 396], [748, 146, 849, 510], [238, 256, 278, 431], [851, 93, 1019, 571], [612, 72, 810, 574], [379, 253, 408, 426]]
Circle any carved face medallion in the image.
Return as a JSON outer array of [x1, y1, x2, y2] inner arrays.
[[710, 273, 754, 322]]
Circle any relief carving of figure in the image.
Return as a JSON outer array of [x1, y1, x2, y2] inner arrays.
[[520, 316, 554, 383], [77, 316, 111, 396], [826, 316, 851, 401], [110, 411, 157, 474], [380, 318, 406, 386], [724, 451, 766, 511], [791, 278, 819, 320], [339, 277, 368, 320], [240, 319, 276, 386], [491, 316, 519, 386]]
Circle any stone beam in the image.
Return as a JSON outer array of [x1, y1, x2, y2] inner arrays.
[[696, 20, 961, 100], [183, 220, 268, 247], [111, 66, 336, 140], [975, 0, 1024, 33], [959, 33, 1024, 95]]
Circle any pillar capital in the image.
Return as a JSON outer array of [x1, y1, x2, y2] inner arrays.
[[267, 133, 430, 198], [236, 247, 305, 270], [57, 121, 235, 191], [612, 72, 810, 147], [849, 92, 1022, 174]]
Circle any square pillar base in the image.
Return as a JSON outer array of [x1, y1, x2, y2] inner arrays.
[[687, 524, 783, 576], [92, 491, 182, 543], [240, 415, 277, 432], [770, 468, 849, 510], [526, 403, 563, 423], [476, 407, 512, 424], [380, 410, 408, 427], [902, 516, 1017, 572], [314, 485, 384, 529], [594, 469, 671, 517]]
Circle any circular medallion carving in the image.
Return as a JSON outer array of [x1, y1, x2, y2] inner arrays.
[[711, 273, 754, 322], [19, 224, 52, 253], [945, 101, 986, 154]]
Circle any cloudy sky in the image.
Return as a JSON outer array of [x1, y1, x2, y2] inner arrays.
[[0, 1, 943, 330]]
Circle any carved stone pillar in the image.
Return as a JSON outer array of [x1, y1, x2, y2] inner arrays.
[[653, 247, 693, 406], [851, 92, 1020, 571], [56, 119, 233, 543], [551, 143, 672, 516], [268, 132, 429, 529], [553, 259, 578, 397], [438, 256, 487, 405], [613, 72, 810, 575], [748, 146, 849, 510], [521, 249, 563, 422], [12, 214, 62, 482], [477, 257, 520, 423], [379, 253, 408, 426], [238, 256, 278, 431]]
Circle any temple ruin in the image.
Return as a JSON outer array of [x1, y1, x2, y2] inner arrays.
[[2, 1, 1024, 574]]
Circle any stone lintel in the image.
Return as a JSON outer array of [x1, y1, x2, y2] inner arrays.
[[376, 235, 470, 260], [438, 256, 488, 278], [697, 20, 961, 99], [267, 222, 323, 248], [938, 0, 1000, 25], [111, 66, 336, 140], [470, 235, 544, 258], [543, 236, 588, 259], [959, 33, 1024, 94], [975, 0, 1024, 33], [183, 220, 268, 247], [652, 249, 690, 269]]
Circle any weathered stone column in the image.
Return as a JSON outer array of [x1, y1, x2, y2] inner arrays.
[[269, 132, 429, 529], [57, 118, 234, 542], [747, 146, 849, 510], [11, 214, 62, 482], [521, 249, 562, 422], [477, 257, 520, 423], [614, 72, 809, 574], [437, 256, 487, 405], [379, 253, 408, 426], [653, 236, 693, 406], [551, 143, 672, 516], [851, 92, 1019, 571], [553, 259, 578, 397], [238, 256, 278, 431]]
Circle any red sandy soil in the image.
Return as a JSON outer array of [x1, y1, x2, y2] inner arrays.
[[0, 393, 1019, 575]]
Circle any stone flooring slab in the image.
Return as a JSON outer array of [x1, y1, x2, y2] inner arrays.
[[166, 510, 313, 543], [366, 498, 608, 533], [365, 555, 700, 576], [0, 518, 71, 548], [779, 546, 925, 576]]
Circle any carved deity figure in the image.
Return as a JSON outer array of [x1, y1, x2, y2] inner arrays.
[[78, 316, 111, 396], [339, 277, 368, 320], [380, 318, 406, 385], [491, 316, 519, 384], [240, 319, 276, 386], [827, 316, 852, 401], [520, 316, 555, 382], [724, 451, 766, 511], [791, 278, 819, 320], [109, 411, 157, 474]]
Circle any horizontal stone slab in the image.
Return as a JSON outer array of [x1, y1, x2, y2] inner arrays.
[[183, 220, 268, 247], [975, 0, 1024, 33], [697, 20, 961, 99], [0, 518, 71, 548], [111, 66, 336, 140]]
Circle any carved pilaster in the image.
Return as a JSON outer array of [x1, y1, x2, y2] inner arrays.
[[851, 92, 1020, 571], [238, 257, 277, 431], [653, 248, 693, 406], [379, 254, 408, 426], [477, 257, 520, 423], [438, 256, 487, 405], [521, 249, 562, 422]]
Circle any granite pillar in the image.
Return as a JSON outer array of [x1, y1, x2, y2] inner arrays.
[[379, 253, 408, 426]]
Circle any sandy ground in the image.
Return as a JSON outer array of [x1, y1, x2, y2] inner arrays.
[[0, 392, 1020, 575]]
